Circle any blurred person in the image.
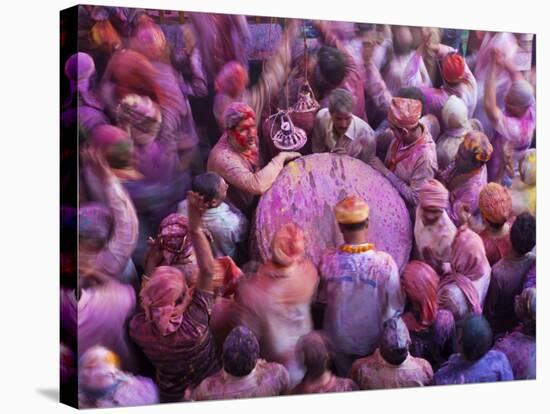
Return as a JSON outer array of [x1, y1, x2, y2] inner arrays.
[[484, 213, 536, 334], [292, 331, 358, 394], [78, 345, 158, 408], [61, 52, 109, 137], [477, 183, 514, 266], [436, 95, 481, 172], [492, 288, 536, 380], [318, 195, 404, 376], [233, 223, 319, 386], [207, 102, 301, 216], [434, 315, 513, 385], [414, 179, 456, 274], [311, 88, 376, 163], [438, 131, 493, 226], [351, 317, 433, 389], [401, 261, 455, 371], [484, 49, 535, 184], [212, 20, 299, 131], [78, 148, 138, 286], [178, 172, 248, 261], [369, 97, 438, 211], [438, 227, 492, 322], [186, 326, 290, 401], [510, 149, 536, 217], [130, 191, 222, 402]]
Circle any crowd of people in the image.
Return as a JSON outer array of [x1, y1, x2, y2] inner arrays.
[[60, 5, 536, 408]]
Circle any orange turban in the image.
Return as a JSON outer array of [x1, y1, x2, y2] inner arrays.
[[442, 53, 465, 84], [334, 195, 370, 224], [479, 183, 512, 225], [388, 97, 422, 129]]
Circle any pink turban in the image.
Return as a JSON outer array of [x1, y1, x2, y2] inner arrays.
[[479, 183, 512, 225], [271, 223, 306, 267], [419, 179, 450, 210], [402, 261, 439, 332], [388, 97, 422, 129]]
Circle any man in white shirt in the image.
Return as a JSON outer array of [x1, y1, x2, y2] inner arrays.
[[312, 88, 376, 164]]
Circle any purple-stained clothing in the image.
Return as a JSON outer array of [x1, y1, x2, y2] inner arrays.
[[383, 50, 432, 96], [487, 105, 536, 183], [207, 133, 286, 214], [523, 260, 536, 290], [129, 289, 220, 402], [484, 253, 536, 334], [78, 373, 159, 408], [351, 348, 433, 390], [384, 126, 439, 209], [60, 281, 139, 373], [433, 350, 514, 385], [408, 309, 456, 372], [420, 45, 478, 124], [438, 163, 488, 225], [493, 330, 536, 380], [292, 373, 358, 394], [186, 360, 290, 401], [318, 248, 405, 370]]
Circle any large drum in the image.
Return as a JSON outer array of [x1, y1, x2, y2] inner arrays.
[[254, 153, 412, 270]]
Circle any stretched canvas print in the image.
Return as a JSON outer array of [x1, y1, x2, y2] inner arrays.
[[60, 3, 536, 409]]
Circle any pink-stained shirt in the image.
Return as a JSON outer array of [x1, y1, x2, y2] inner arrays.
[[207, 133, 287, 213], [318, 248, 404, 357], [186, 360, 290, 401], [351, 348, 433, 390], [292, 373, 358, 394], [438, 163, 488, 226], [384, 127, 439, 209], [383, 50, 432, 96]]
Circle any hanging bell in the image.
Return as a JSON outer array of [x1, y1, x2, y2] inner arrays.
[[293, 81, 320, 113], [271, 111, 308, 151]]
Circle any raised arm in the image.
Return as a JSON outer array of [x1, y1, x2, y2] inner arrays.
[[484, 49, 503, 125]]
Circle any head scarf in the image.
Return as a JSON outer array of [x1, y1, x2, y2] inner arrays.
[[79, 203, 112, 245], [442, 95, 468, 130], [271, 223, 306, 267], [506, 80, 535, 111], [156, 213, 194, 265], [462, 131, 493, 163], [440, 227, 490, 315], [402, 261, 439, 332], [442, 53, 465, 84], [388, 97, 422, 129], [520, 149, 536, 186], [63, 52, 100, 109], [479, 183, 512, 225], [79, 345, 121, 391], [334, 195, 369, 224], [139, 266, 188, 336], [116, 94, 162, 146], [419, 179, 450, 211]]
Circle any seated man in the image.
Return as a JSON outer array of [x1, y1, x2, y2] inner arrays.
[[318, 195, 404, 376], [434, 315, 513, 385], [351, 317, 433, 389], [178, 172, 249, 262], [292, 331, 358, 394], [207, 102, 301, 216], [78, 345, 158, 408], [186, 326, 290, 401], [312, 88, 376, 164]]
